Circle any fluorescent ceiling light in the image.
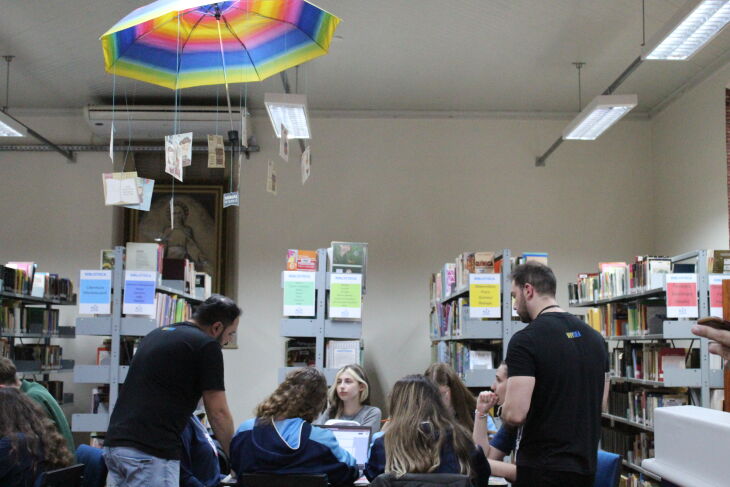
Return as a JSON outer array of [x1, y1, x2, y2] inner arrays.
[[562, 94, 638, 141], [264, 93, 310, 139], [0, 109, 27, 137], [643, 0, 730, 60]]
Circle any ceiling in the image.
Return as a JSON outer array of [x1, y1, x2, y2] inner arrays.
[[2, 0, 730, 115]]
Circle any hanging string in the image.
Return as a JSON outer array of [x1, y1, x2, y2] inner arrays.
[[172, 11, 182, 217], [111, 67, 117, 167], [215, 9, 235, 130]]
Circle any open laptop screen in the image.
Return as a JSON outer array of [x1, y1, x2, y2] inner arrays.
[[320, 425, 372, 466]]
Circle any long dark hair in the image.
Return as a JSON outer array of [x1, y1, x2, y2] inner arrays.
[[424, 362, 477, 431], [0, 388, 74, 471], [384, 375, 475, 477]]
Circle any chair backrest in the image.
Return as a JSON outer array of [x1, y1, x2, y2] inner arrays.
[[75, 444, 108, 487], [37, 464, 85, 487], [238, 473, 328, 487], [594, 450, 621, 487], [370, 473, 472, 487]]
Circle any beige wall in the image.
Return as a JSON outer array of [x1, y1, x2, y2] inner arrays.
[[0, 108, 657, 426], [651, 65, 730, 255]]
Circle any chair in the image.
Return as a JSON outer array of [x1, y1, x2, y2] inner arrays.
[[238, 473, 328, 487], [370, 473, 472, 487], [75, 444, 108, 487], [36, 464, 85, 487], [594, 450, 621, 487]]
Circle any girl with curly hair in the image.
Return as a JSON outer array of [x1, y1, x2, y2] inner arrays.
[[364, 375, 491, 486], [230, 367, 359, 486], [0, 388, 74, 487]]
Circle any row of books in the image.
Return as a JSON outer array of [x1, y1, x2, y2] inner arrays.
[[610, 344, 688, 382], [620, 473, 658, 487], [431, 341, 499, 376], [283, 338, 362, 369], [96, 337, 138, 366], [0, 262, 74, 301], [13, 344, 62, 369], [431, 298, 499, 338], [607, 383, 688, 427], [156, 292, 193, 328], [0, 307, 60, 335], [568, 256, 674, 303], [601, 426, 654, 467], [0, 338, 9, 358], [285, 338, 316, 367], [585, 301, 665, 337]]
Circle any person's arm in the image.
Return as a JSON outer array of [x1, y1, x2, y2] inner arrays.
[[487, 425, 516, 461], [203, 390, 234, 456], [472, 391, 498, 457], [487, 459, 517, 482], [363, 435, 386, 482], [692, 323, 730, 359], [501, 377, 535, 426]]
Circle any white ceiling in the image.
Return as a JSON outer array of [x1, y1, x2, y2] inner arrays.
[[2, 0, 730, 114]]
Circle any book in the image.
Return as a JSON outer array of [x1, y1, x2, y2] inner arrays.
[[474, 252, 495, 273], [126, 242, 163, 272], [195, 272, 212, 300], [100, 249, 115, 271], [712, 250, 730, 274], [286, 249, 317, 272], [285, 338, 316, 366]]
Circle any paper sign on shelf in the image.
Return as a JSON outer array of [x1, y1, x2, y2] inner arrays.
[[282, 271, 316, 317], [122, 270, 156, 317], [666, 273, 698, 319], [709, 274, 730, 317], [329, 273, 362, 319], [79, 270, 112, 315], [469, 274, 501, 318]]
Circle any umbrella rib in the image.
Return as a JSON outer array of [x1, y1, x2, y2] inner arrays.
[[221, 13, 262, 80], [227, 6, 327, 52], [178, 7, 213, 52]]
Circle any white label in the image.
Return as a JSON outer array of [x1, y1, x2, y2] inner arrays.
[[223, 192, 239, 208]]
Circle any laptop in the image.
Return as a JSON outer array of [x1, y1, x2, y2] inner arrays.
[[320, 424, 372, 468]]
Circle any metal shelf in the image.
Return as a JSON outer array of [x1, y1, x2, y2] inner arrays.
[[72, 413, 109, 433], [156, 284, 202, 304], [0, 291, 76, 306], [606, 321, 696, 341], [623, 460, 661, 481], [610, 369, 723, 388], [280, 319, 362, 339], [455, 319, 504, 340], [76, 317, 157, 336], [569, 287, 665, 308], [280, 318, 318, 337], [602, 413, 654, 432], [59, 392, 74, 406], [439, 286, 469, 305], [0, 326, 75, 339], [74, 365, 129, 384], [16, 359, 74, 375], [463, 368, 497, 388], [278, 366, 339, 385]]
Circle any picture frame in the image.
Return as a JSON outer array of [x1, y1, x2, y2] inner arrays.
[[126, 185, 225, 295]]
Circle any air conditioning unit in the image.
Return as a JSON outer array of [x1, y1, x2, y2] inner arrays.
[[84, 105, 244, 140]]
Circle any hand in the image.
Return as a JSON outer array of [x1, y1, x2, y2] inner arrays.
[[692, 323, 730, 361], [476, 391, 499, 415]]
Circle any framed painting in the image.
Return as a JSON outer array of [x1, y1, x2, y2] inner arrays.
[[127, 185, 224, 294]]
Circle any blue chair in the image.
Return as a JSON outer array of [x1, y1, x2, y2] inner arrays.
[[594, 450, 621, 487], [75, 445, 107, 487]]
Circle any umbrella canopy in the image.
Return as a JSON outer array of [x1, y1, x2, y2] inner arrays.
[[101, 0, 340, 89]]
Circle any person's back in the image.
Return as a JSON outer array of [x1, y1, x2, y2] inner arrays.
[[508, 313, 606, 472], [20, 380, 75, 454], [180, 415, 221, 487]]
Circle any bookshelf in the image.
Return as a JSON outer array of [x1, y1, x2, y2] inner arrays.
[[0, 271, 77, 407], [279, 247, 364, 385], [570, 249, 720, 483], [429, 249, 527, 388], [72, 246, 203, 434]]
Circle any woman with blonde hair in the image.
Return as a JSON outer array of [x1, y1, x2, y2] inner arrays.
[[318, 364, 382, 433], [425, 362, 478, 432], [364, 375, 491, 486], [0, 387, 74, 487], [230, 367, 358, 487]]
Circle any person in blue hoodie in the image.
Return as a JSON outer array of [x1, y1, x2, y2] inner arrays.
[[230, 367, 358, 486], [364, 375, 491, 486], [180, 414, 221, 487]]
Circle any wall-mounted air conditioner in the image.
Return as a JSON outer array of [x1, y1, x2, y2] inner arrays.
[[84, 105, 244, 140]]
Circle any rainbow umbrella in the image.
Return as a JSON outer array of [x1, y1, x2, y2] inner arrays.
[[101, 0, 340, 89]]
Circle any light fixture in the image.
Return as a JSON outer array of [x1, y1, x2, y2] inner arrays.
[[264, 93, 310, 139], [643, 0, 730, 60], [562, 94, 638, 140], [0, 109, 27, 137]]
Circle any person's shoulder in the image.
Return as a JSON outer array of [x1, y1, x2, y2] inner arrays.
[[235, 418, 257, 435]]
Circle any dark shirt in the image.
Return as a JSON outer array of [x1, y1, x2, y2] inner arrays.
[[506, 312, 608, 475], [180, 416, 221, 487], [489, 425, 517, 456], [0, 436, 40, 487], [106, 322, 225, 460], [364, 431, 491, 487]]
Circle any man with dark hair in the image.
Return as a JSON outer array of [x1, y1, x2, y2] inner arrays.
[[104, 294, 241, 487], [501, 262, 609, 487], [0, 357, 75, 453]]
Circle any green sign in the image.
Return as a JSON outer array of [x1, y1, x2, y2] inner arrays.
[[329, 273, 362, 319], [283, 272, 316, 317]]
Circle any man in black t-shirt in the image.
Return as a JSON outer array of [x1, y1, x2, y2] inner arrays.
[[104, 294, 241, 487], [501, 263, 609, 487]]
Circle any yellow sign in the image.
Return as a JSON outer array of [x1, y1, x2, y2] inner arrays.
[[469, 274, 501, 318]]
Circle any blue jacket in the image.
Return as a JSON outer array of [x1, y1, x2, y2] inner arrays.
[[364, 431, 491, 487], [230, 417, 359, 487], [180, 416, 221, 487], [0, 436, 39, 487]]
